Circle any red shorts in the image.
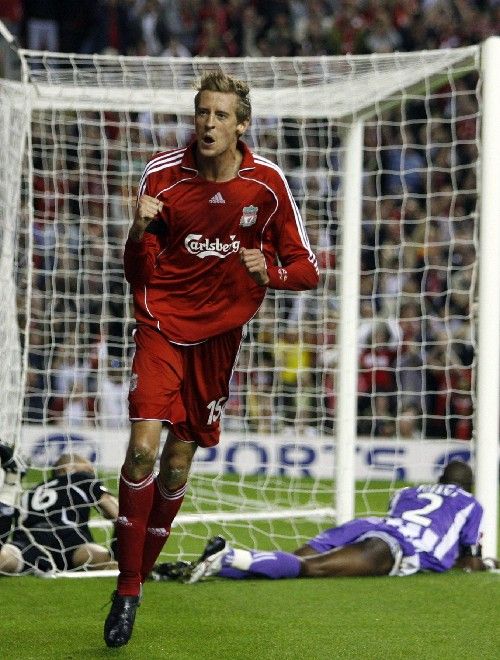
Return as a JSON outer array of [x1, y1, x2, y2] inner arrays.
[[128, 325, 244, 447]]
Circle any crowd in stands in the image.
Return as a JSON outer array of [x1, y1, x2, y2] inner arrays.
[[0, 0, 499, 66], [1, 0, 488, 440]]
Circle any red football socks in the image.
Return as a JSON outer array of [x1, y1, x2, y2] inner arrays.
[[140, 478, 187, 583], [116, 469, 155, 596]]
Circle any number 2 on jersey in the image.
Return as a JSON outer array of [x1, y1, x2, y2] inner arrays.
[[401, 493, 443, 527]]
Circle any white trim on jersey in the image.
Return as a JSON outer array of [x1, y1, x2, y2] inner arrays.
[[433, 502, 475, 561], [168, 338, 207, 346], [128, 416, 180, 425], [139, 171, 197, 334], [251, 155, 319, 273], [70, 484, 90, 503], [137, 147, 187, 197], [238, 170, 279, 252], [143, 284, 155, 320], [140, 147, 186, 179], [155, 173, 198, 199]]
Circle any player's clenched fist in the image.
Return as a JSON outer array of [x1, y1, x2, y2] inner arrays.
[[129, 195, 164, 241], [240, 248, 269, 286]]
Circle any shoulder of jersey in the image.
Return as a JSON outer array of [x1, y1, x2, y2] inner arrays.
[[250, 153, 288, 185], [144, 147, 187, 180]]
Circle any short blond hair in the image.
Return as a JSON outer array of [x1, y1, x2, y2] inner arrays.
[[195, 70, 251, 124], [52, 452, 94, 477]]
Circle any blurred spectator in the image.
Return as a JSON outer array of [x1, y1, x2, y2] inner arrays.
[[23, 0, 59, 51], [300, 13, 334, 55], [136, 0, 164, 55], [274, 325, 316, 430], [228, 3, 265, 57], [328, 1, 370, 55], [50, 343, 91, 426], [358, 322, 397, 434], [96, 358, 129, 428], [160, 33, 191, 57], [0, 0, 22, 77], [0, 0, 495, 60], [246, 352, 275, 434], [396, 402, 422, 439], [362, 10, 403, 53], [195, 15, 237, 57], [160, 0, 201, 53], [264, 11, 300, 56]]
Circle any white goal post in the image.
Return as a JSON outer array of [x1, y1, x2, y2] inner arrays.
[[0, 35, 498, 573]]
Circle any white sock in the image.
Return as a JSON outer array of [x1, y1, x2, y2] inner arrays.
[[228, 548, 253, 571]]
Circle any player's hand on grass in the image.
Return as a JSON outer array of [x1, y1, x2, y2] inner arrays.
[[129, 195, 164, 241], [240, 248, 269, 286]]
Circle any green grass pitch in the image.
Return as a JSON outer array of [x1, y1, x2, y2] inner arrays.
[[2, 477, 498, 659], [1, 570, 499, 659]]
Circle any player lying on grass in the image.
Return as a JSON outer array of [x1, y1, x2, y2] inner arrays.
[[152, 460, 498, 583], [0, 445, 119, 575]]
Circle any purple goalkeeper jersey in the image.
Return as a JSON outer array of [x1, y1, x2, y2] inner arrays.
[[309, 484, 483, 574], [384, 484, 483, 571]]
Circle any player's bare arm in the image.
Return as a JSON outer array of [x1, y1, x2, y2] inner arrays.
[[240, 248, 269, 286], [97, 492, 119, 520], [128, 195, 163, 242]]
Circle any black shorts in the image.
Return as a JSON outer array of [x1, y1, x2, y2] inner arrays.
[[12, 526, 93, 572]]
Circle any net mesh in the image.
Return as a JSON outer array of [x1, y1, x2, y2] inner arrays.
[[0, 46, 483, 571]]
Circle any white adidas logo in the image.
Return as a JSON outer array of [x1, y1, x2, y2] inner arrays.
[[209, 192, 225, 204]]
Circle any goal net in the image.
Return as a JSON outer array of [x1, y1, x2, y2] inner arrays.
[[1, 42, 498, 575]]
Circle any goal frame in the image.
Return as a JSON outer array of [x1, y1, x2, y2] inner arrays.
[[337, 39, 500, 555], [0, 35, 498, 558]]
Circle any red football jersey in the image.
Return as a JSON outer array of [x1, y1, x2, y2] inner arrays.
[[124, 141, 319, 344]]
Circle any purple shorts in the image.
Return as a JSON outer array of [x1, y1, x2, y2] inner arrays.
[[308, 517, 421, 576]]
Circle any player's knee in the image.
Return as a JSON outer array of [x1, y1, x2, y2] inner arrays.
[[362, 539, 394, 575], [158, 458, 190, 490], [125, 442, 157, 474]]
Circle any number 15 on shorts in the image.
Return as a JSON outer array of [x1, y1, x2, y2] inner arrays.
[[207, 397, 227, 425]]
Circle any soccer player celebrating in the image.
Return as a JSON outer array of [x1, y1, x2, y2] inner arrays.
[[104, 70, 319, 647], [174, 461, 497, 583]]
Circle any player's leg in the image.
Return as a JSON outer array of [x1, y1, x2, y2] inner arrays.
[[293, 544, 319, 557], [71, 543, 118, 570], [9, 533, 57, 574], [187, 537, 393, 582], [104, 420, 160, 648], [187, 536, 303, 582], [105, 329, 187, 648], [148, 329, 244, 584], [295, 521, 406, 577], [299, 538, 394, 577], [139, 432, 196, 582], [115, 419, 162, 594], [188, 520, 398, 582], [113, 326, 185, 600]]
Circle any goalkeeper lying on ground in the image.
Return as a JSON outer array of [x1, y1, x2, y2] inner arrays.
[[152, 460, 498, 583], [0, 444, 118, 574]]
